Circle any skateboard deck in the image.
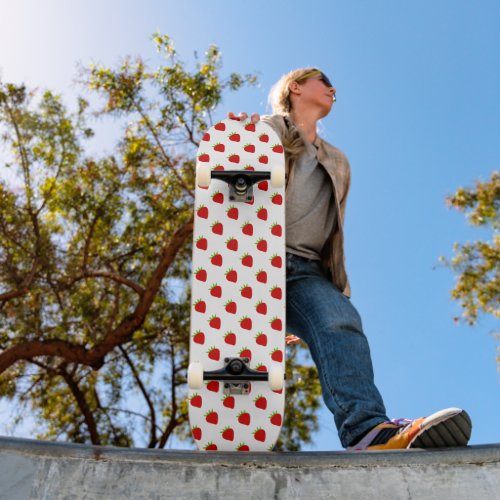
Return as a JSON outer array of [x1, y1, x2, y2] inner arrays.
[[188, 117, 286, 451]]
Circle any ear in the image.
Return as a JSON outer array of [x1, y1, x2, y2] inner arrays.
[[288, 81, 302, 96]]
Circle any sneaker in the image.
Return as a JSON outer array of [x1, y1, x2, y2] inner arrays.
[[348, 407, 472, 451]]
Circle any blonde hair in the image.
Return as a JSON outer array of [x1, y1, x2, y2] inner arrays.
[[268, 67, 319, 114], [267, 67, 319, 165]]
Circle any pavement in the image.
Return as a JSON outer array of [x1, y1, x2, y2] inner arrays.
[[1, 435, 499, 499]]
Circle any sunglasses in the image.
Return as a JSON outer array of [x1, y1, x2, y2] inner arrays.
[[296, 70, 334, 89]]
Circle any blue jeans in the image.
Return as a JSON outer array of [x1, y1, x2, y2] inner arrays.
[[286, 253, 388, 448]]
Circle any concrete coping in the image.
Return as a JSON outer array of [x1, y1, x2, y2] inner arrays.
[[1, 435, 499, 469]]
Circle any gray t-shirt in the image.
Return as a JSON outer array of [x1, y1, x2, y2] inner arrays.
[[286, 141, 336, 260]]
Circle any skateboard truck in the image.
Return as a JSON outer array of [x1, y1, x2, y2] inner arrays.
[[207, 357, 267, 395], [188, 357, 285, 395], [210, 170, 271, 202]]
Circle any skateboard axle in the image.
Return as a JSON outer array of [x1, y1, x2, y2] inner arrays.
[[210, 170, 271, 202]]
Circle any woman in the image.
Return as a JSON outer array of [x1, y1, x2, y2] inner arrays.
[[228, 68, 471, 450]]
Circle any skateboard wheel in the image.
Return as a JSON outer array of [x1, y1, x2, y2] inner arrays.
[[270, 164, 285, 188], [188, 362, 204, 389], [197, 163, 211, 188], [268, 364, 284, 391]]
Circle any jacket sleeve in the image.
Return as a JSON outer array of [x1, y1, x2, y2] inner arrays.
[[338, 155, 351, 227]]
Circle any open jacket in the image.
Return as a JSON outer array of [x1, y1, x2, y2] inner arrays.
[[261, 114, 352, 298]]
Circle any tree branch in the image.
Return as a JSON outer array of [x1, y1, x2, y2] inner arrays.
[[0, 257, 39, 303], [0, 217, 193, 374], [119, 345, 157, 447]]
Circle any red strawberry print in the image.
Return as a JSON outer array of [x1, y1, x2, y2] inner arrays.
[[270, 286, 282, 300], [245, 123, 256, 132], [197, 205, 208, 219], [244, 165, 255, 171], [202, 132, 210, 141], [269, 412, 282, 426], [214, 164, 224, 170], [271, 348, 283, 362], [239, 347, 252, 360], [272, 193, 283, 205], [207, 381, 220, 392], [255, 332, 267, 345], [254, 396, 267, 410], [213, 143, 225, 152], [226, 238, 238, 251], [241, 253, 253, 267], [211, 252, 223, 266], [228, 154, 240, 163], [193, 331, 205, 344], [256, 270, 267, 283], [257, 207, 268, 220], [192, 426, 202, 440], [227, 206, 239, 219], [255, 302, 267, 315], [256, 239, 267, 252], [245, 197, 255, 206], [210, 284, 222, 298], [237, 443, 250, 451], [205, 410, 219, 425], [211, 253, 223, 266], [240, 316, 252, 330], [211, 221, 223, 235], [208, 347, 220, 360], [271, 255, 282, 268], [256, 364, 267, 372], [259, 133, 269, 143], [225, 268, 237, 283], [270, 317, 283, 332], [272, 144, 284, 153], [205, 442, 218, 451], [224, 332, 236, 345], [196, 237, 208, 250], [271, 223, 282, 237], [258, 181, 269, 191], [194, 300, 206, 313], [209, 316, 221, 330], [198, 153, 210, 162], [240, 285, 252, 299], [225, 300, 237, 314], [258, 155, 268, 164], [221, 426, 235, 441], [242, 222, 253, 236], [223, 395, 235, 409], [212, 191, 224, 204], [238, 411, 251, 425], [244, 144, 255, 153], [229, 132, 240, 142], [190, 393, 202, 408], [215, 122, 226, 131], [195, 268, 207, 282]]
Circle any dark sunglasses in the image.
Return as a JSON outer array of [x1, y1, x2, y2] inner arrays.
[[296, 70, 333, 88]]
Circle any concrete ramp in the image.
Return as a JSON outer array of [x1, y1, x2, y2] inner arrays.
[[0, 436, 499, 499]]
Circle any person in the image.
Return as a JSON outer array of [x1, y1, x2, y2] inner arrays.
[[227, 67, 472, 451]]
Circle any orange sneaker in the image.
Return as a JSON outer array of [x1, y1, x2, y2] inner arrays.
[[348, 408, 472, 451]]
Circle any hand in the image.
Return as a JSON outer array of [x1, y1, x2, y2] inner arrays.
[[285, 335, 302, 346], [227, 111, 260, 123]]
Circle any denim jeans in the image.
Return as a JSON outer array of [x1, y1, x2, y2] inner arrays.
[[286, 253, 388, 448]]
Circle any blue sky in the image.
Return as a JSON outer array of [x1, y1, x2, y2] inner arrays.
[[0, 0, 498, 450]]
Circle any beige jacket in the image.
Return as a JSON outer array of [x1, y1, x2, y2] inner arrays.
[[261, 114, 352, 298]]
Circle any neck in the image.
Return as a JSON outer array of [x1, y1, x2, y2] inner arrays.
[[289, 108, 320, 143]]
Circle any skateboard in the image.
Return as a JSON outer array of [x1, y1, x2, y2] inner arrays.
[[187, 117, 286, 451]]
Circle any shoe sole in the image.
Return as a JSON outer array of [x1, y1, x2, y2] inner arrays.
[[409, 408, 472, 448]]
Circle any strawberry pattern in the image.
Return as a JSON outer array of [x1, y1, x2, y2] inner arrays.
[[189, 118, 286, 451]]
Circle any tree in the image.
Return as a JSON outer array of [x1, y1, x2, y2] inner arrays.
[[0, 34, 322, 449], [442, 171, 499, 336]]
